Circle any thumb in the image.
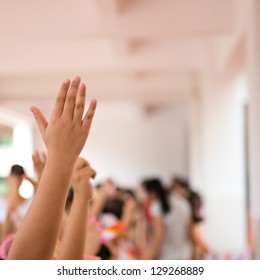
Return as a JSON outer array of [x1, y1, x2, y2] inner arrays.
[[30, 106, 48, 140]]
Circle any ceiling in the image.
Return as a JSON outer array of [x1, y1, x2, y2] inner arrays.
[[0, 0, 244, 117]]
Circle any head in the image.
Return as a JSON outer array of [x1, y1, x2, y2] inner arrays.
[[123, 189, 137, 203], [171, 176, 190, 198], [8, 165, 25, 190], [189, 191, 204, 223], [140, 178, 170, 214], [102, 198, 124, 220]]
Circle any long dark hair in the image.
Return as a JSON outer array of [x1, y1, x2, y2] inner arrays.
[[142, 178, 170, 214]]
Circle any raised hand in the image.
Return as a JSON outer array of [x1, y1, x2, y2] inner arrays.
[[32, 151, 46, 181], [58, 158, 96, 260], [71, 157, 96, 201], [7, 77, 97, 260], [100, 178, 116, 197], [90, 178, 116, 218], [30, 76, 97, 165]]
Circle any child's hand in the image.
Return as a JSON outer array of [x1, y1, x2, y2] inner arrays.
[[100, 178, 116, 198], [30, 77, 97, 165], [71, 158, 96, 201], [32, 151, 46, 180]]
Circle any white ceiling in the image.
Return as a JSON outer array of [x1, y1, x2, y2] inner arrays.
[[0, 0, 244, 116]]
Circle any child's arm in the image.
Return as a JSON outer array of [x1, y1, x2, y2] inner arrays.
[[8, 77, 97, 260], [122, 195, 137, 228], [84, 217, 102, 257], [58, 158, 96, 260], [90, 179, 115, 218], [142, 216, 164, 259]]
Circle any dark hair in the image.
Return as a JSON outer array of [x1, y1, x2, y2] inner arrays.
[[97, 244, 111, 260], [189, 191, 204, 223], [172, 176, 190, 190], [124, 189, 137, 200], [142, 178, 170, 214], [65, 188, 74, 212], [10, 165, 25, 176], [102, 198, 124, 219]]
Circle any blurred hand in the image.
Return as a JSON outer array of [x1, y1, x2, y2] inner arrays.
[[100, 178, 116, 197], [32, 151, 46, 180], [71, 158, 96, 201]]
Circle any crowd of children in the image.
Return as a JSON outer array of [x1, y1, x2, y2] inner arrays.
[[0, 76, 208, 260]]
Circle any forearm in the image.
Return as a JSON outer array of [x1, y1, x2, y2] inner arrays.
[[122, 209, 133, 228], [144, 219, 163, 260], [58, 197, 88, 260], [8, 157, 74, 260], [90, 192, 107, 218]]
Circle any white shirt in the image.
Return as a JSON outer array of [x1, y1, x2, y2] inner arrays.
[[0, 196, 32, 228], [0, 196, 7, 223], [160, 192, 192, 260]]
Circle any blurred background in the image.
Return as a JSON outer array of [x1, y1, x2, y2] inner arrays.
[[0, 0, 260, 259]]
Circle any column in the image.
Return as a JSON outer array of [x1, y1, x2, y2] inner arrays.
[[247, 0, 260, 259]]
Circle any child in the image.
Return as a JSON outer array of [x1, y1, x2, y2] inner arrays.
[[137, 178, 170, 259], [1, 165, 37, 242], [7, 76, 97, 259]]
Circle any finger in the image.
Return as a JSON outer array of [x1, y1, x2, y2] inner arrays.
[[32, 152, 41, 171], [62, 76, 81, 119], [91, 169, 97, 179], [75, 157, 89, 170], [41, 152, 47, 163], [30, 106, 48, 140], [84, 168, 96, 179], [32, 151, 39, 164], [32, 151, 40, 164], [73, 83, 86, 123], [77, 166, 95, 179], [82, 99, 97, 133], [50, 79, 70, 121]]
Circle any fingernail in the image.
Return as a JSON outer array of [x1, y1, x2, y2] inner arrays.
[[30, 106, 36, 114], [80, 83, 86, 91], [91, 99, 97, 107], [64, 79, 70, 86], [74, 76, 81, 84]]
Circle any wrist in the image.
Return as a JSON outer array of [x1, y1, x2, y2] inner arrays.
[[73, 193, 92, 204], [72, 195, 90, 212], [47, 149, 77, 167], [45, 153, 75, 174]]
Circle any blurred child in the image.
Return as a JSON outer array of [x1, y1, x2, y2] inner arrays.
[[137, 178, 170, 259]]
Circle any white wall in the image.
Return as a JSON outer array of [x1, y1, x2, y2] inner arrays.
[[0, 107, 34, 177], [201, 75, 248, 256], [33, 101, 189, 187]]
